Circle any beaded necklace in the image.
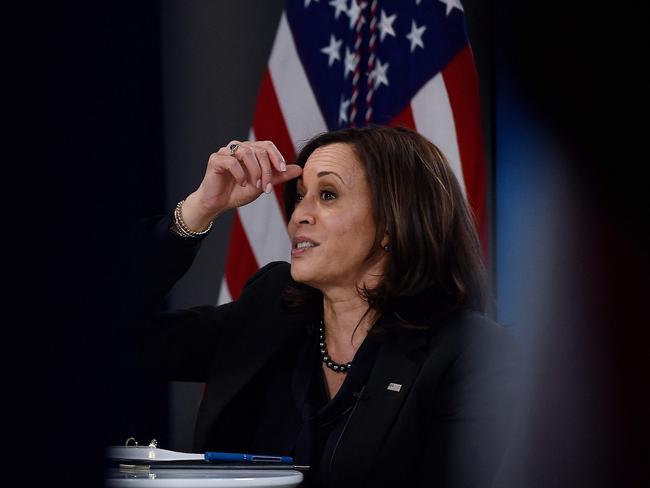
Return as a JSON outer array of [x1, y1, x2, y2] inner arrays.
[[318, 320, 352, 373]]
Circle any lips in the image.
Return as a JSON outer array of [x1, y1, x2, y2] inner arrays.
[[291, 235, 320, 256], [292, 236, 320, 248]]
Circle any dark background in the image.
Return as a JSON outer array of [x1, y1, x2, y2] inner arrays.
[[35, 1, 647, 486]]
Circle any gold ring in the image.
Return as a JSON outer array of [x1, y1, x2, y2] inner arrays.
[[228, 143, 241, 156]]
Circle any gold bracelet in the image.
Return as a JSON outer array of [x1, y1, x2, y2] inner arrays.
[[172, 199, 213, 238]]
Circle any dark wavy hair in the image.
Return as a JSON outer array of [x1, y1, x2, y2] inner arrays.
[[282, 125, 488, 338]]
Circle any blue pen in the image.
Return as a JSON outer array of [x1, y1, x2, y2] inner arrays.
[[204, 451, 294, 464]]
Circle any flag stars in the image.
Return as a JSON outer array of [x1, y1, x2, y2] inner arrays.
[[328, 0, 347, 19], [344, 47, 358, 79], [347, 0, 367, 29], [304, 0, 320, 7], [406, 20, 427, 52], [321, 34, 343, 67], [439, 0, 464, 16], [339, 96, 351, 124], [378, 9, 397, 42], [369, 58, 389, 89]]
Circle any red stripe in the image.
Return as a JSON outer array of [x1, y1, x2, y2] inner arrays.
[[225, 69, 296, 298], [224, 212, 259, 299], [442, 45, 488, 259], [389, 104, 416, 130], [252, 68, 297, 221]]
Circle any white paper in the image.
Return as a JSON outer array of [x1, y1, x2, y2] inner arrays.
[[107, 446, 204, 462]]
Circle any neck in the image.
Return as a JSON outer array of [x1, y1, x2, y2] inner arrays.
[[322, 287, 376, 350]]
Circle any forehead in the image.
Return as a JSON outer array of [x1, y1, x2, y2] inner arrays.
[[301, 143, 365, 184]]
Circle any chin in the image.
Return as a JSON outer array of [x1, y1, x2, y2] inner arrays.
[[290, 261, 316, 286], [289, 261, 306, 283]]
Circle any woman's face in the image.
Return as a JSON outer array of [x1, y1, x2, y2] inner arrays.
[[288, 143, 385, 291]]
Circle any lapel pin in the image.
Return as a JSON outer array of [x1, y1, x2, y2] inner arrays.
[[387, 382, 402, 392]]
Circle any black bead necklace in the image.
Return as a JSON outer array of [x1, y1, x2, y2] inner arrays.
[[319, 320, 352, 373]]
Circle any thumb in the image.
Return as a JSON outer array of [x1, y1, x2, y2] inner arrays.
[[270, 164, 302, 185]]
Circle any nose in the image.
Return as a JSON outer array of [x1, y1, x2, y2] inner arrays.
[[291, 196, 316, 226]]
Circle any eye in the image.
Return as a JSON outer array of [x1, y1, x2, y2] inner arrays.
[[295, 192, 304, 203], [321, 190, 337, 201]]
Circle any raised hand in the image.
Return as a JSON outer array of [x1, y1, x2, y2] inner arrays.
[[180, 140, 302, 232]]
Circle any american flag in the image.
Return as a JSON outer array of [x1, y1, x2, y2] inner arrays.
[[218, 0, 486, 304]]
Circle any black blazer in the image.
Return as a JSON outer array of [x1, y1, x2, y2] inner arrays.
[[131, 215, 521, 488]]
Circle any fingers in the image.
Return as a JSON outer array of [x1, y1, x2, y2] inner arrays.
[[217, 140, 288, 193], [213, 145, 248, 187], [269, 164, 302, 185], [254, 147, 274, 193], [236, 144, 264, 191], [257, 140, 287, 173]]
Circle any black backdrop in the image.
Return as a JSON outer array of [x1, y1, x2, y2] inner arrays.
[[41, 1, 168, 484]]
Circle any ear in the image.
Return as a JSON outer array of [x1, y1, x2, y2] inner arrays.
[[380, 229, 389, 248]]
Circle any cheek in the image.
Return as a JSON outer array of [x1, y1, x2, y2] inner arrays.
[[330, 211, 376, 252]]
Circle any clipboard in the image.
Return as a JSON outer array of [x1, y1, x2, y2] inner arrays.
[[107, 438, 309, 471]]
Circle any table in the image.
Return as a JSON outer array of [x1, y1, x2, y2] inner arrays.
[[105, 467, 303, 487]]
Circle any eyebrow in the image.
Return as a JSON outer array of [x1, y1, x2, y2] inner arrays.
[[297, 171, 346, 185], [318, 170, 346, 183]]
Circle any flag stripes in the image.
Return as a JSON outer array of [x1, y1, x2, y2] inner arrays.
[[219, 3, 486, 304]]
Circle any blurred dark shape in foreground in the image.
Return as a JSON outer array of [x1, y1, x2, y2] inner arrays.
[[493, 1, 647, 487]]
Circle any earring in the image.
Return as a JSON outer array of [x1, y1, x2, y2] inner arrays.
[[383, 244, 390, 252]]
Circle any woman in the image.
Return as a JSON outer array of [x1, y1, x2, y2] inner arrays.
[[131, 125, 520, 487]]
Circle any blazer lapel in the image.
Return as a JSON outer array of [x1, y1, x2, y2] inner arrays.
[[327, 330, 428, 487]]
